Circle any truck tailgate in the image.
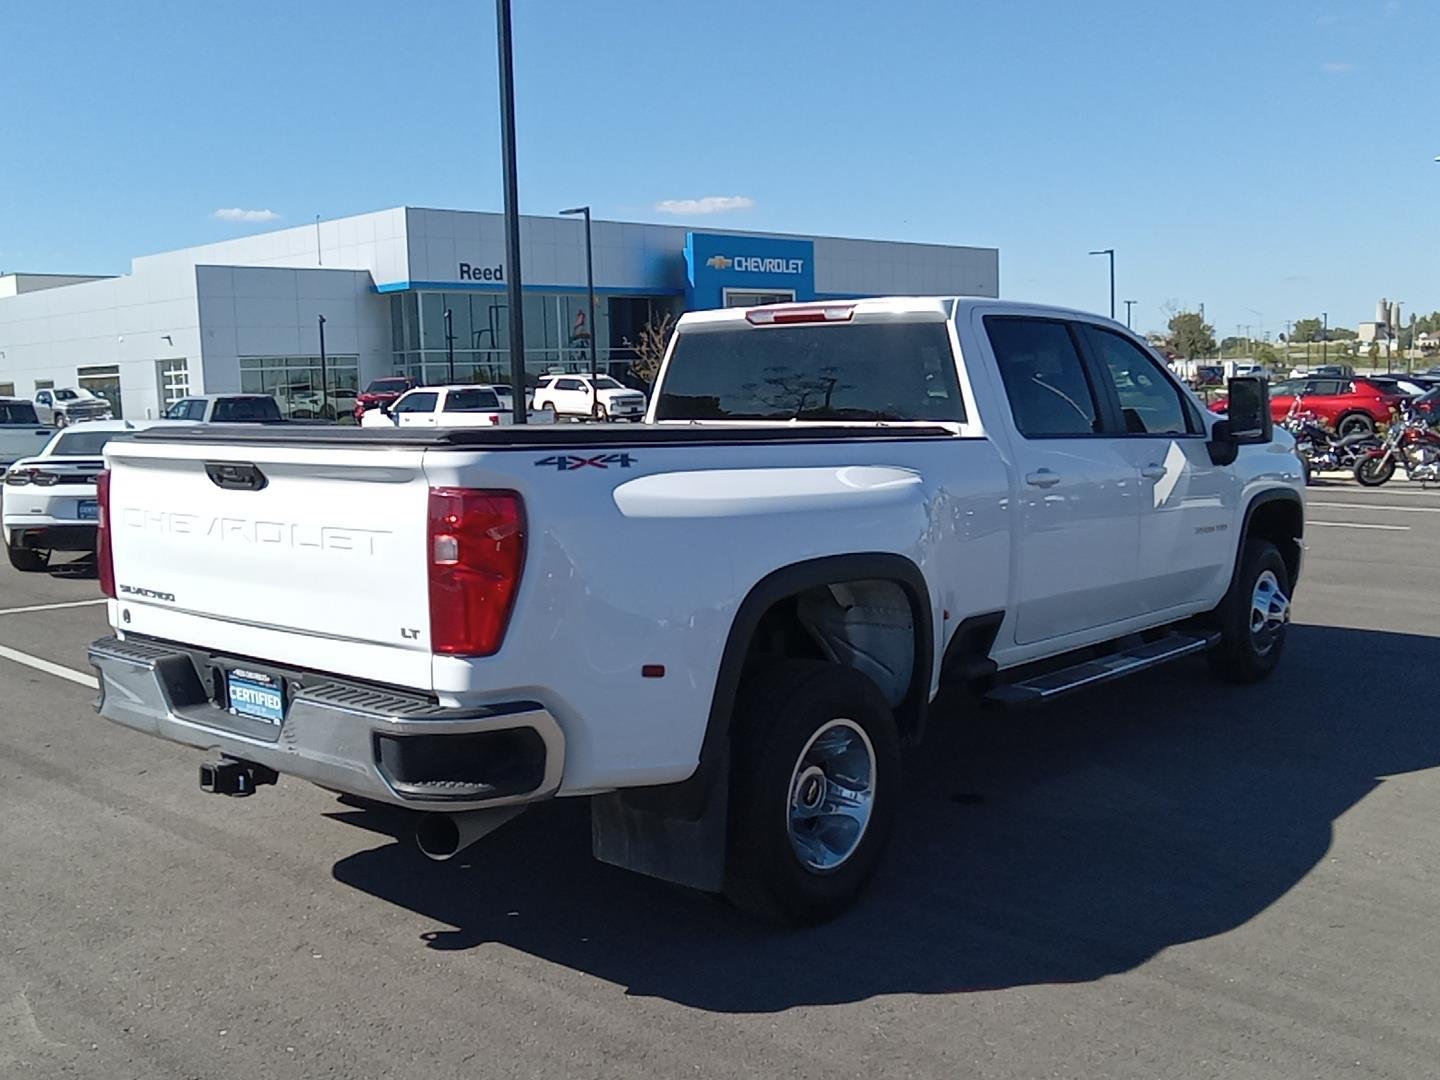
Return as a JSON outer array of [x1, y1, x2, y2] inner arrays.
[[105, 437, 435, 689]]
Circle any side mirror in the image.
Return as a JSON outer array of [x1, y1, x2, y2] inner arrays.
[[1226, 375, 1273, 444], [1207, 376, 1271, 465]]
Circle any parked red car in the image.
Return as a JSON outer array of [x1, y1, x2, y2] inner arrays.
[[353, 376, 419, 422], [1211, 375, 1406, 437]]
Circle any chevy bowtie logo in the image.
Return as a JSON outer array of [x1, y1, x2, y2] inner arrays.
[[705, 255, 733, 270]]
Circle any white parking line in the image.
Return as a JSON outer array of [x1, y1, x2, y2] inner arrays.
[[1309, 501, 1440, 514], [0, 599, 108, 617], [1310, 521, 1410, 531], [0, 643, 99, 689]]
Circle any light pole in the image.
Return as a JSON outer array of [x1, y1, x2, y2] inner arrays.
[[560, 205, 599, 421], [496, 0, 527, 423], [1322, 311, 1328, 366], [1089, 249, 1115, 319], [1123, 299, 1137, 328], [443, 307, 455, 384], [317, 314, 328, 420]]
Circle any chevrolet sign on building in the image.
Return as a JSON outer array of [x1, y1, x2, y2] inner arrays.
[[686, 232, 817, 309]]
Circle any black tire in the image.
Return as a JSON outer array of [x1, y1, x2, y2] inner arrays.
[[1300, 456, 1312, 486], [596, 403, 609, 422], [1336, 412, 1374, 438], [724, 659, 901, 925], [1355, 456, 1394, 487], [543, 403, 558, 423], [1207, 539, 1291, 684], [6, 542, 49, 573], [54, 413, 69, 429]]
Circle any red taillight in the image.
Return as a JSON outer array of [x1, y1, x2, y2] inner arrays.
[[96, 469, 116, 598], [427, 488, 525, 656]]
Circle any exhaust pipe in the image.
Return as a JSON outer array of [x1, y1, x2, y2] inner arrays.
[[415, 805, 526, 861]]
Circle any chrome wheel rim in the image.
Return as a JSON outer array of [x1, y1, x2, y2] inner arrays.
[[786, 719, 876, 873], [1249, 569, 1290, 656]]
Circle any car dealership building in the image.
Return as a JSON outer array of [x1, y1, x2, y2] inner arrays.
[[0, 207, 1000, 420]]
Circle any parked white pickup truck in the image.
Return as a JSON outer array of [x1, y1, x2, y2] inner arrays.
[[89, 297, 1304, 924]]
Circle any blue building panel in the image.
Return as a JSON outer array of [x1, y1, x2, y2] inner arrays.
[[685, 232, 816, 310]]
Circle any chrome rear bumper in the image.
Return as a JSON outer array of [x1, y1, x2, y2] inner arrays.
[[89, 634, 564, 811]]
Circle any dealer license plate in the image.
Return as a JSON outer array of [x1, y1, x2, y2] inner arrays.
[[77, 500, 98, 520], [226, 669, 285, 726]]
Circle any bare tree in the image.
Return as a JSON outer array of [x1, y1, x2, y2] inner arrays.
[[623, 312, 678, 385]]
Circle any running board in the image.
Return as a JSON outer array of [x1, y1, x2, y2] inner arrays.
[[984, 632, 1220, 707]]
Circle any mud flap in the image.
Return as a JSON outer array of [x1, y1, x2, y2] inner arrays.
[[590, 744, 729, 893]]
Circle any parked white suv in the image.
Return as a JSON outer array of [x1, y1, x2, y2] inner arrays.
[[531, 374, 646, 421], [33, 387, 113, 427]]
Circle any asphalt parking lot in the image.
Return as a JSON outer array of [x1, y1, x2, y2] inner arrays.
[[2, 479, 1439, 1079]]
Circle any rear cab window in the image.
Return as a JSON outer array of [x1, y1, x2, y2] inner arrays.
[[444, 389, 501, 412], [214, 397, 283, 422], [653, 319, 965, 422]]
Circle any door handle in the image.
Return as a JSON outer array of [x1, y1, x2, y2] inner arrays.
[[1024, 469, 1061, 488], [1141, 464, 1168, 481]]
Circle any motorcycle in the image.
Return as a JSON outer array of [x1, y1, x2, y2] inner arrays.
[[1278, 396, 1377, 485], [1353, 401, 1440, 487]]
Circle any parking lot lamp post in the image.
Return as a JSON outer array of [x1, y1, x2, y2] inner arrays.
[[317, 314, 328, 419], [496, 0, 527, 423], [1089, 249, 1115, 319], [443, 307, 455, 384], [1124, 299, 1136, 328], [1322, 311, 1328, 367], [561, 205, 598, 420]]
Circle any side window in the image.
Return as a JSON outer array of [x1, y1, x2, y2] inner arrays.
[[984, 317, 1100, 437], [557, 378, 582, 392], [1081, 326, 1194, 435], [396, 391, 437, 414]]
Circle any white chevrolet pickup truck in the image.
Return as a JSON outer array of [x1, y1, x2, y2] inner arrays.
[[89, 297, 1304, 923]]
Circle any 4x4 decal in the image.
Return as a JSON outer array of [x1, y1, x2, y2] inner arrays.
[[534, 453, 637, 471]]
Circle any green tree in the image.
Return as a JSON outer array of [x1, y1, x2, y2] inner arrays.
[[1291, 317, 1323, 343], [1168, 311, 1216, 360]]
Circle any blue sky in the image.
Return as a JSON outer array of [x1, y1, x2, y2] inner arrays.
[[2, 0, 1436, 338]]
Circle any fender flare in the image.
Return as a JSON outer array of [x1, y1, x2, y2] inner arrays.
[[1228, 488, 1305, 594], [641, 553, 934, 820]]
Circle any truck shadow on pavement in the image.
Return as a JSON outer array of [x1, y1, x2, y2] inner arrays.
[[329, 623, 1440, 1012]]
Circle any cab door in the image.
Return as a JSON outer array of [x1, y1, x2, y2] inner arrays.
[[392, 390, 439, 427], [34, 390, 53, 424], [1075, 322, 1236, 613], [978, 313, 1145, 645]]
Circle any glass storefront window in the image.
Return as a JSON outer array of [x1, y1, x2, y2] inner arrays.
[[238, 355, 360, 421], [393, 291, 669, 388]]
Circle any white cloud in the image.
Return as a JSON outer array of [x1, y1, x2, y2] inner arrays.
[[212, 207, 281, 223], [1320, 61, 1353, 73], [653, 195, 755, 215]]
